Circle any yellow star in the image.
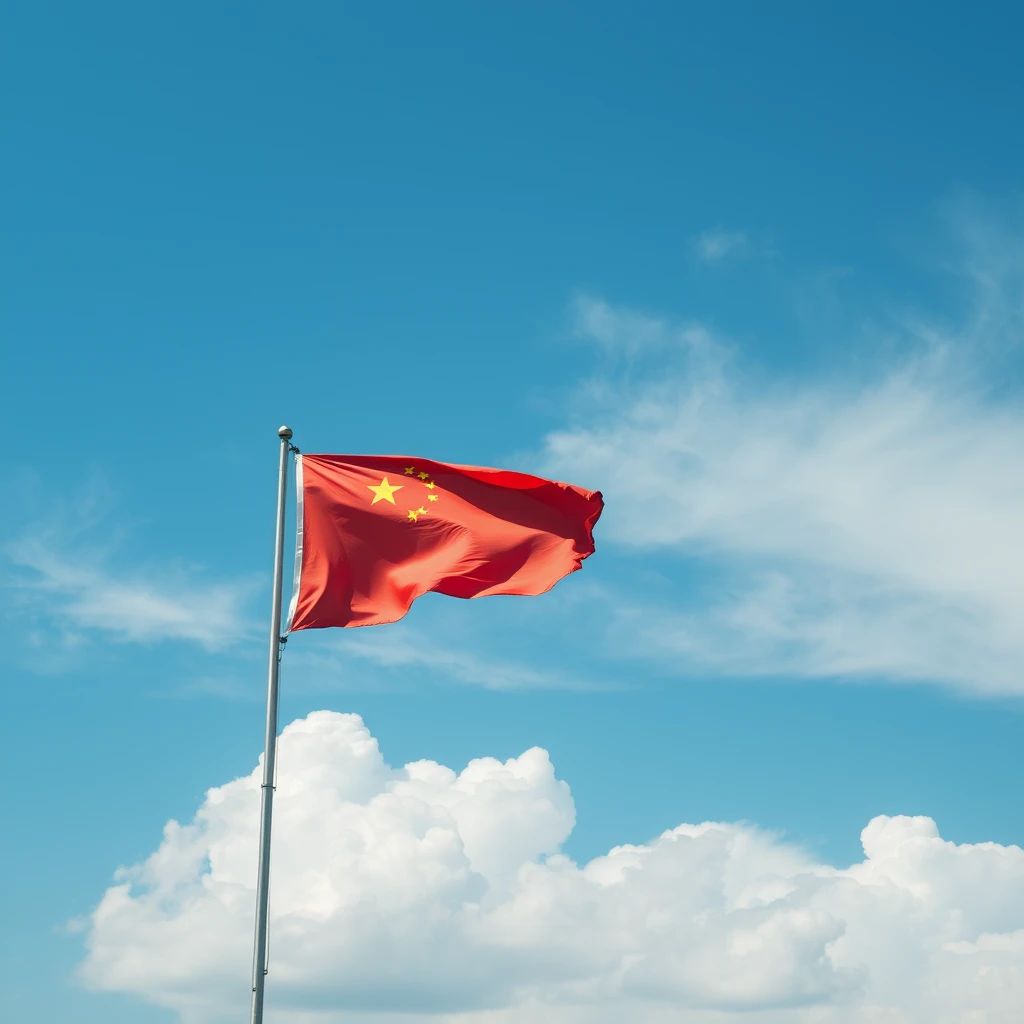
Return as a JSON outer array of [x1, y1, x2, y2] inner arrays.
[[404, 466, 415, 475], [427, 493, 439, 502], [418, 471, 430, 480], [407, 506, 428, 522], [367, 477, 403, 505], [425, 481, 436, 489]]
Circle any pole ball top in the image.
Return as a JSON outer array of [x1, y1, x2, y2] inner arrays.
[[278, 425, 293, 439]]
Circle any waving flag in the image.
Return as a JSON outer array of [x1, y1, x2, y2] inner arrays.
[[286, 454, 603, 630]]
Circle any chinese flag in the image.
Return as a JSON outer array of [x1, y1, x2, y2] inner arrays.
[[286, 455, 603, 630]]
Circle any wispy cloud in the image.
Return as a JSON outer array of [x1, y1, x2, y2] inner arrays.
[[8, 537, 257, 649], [289, 619, 599, 692], [4, 493, 259, 652], [939, 193, 1024, 352], [543, 216, 1024, 697], [2, 479, 601, 689], [569, 292, 720, 365], [692, 227, 749, 265], [571, 293, 669, 354]]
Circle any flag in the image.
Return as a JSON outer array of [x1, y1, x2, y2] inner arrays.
[[286, 454, 603, 630]]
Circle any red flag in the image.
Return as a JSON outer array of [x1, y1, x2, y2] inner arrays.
[[286, 455, 603, 630]]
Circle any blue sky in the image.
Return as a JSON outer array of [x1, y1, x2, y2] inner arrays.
[[3, 4, 1024, 1022]]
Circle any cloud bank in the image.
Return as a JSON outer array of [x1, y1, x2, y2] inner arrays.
[[543, 293, 1024, 696], [80, 711, 1024, 1023]]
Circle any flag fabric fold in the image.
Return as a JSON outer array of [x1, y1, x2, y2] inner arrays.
[[286, 454, 603, 630]]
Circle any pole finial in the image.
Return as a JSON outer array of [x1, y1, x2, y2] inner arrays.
[[278, 425, 293, 440]]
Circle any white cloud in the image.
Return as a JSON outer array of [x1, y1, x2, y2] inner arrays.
[[80, 711, 1024, 1023], [692, 228, 749, 265], [540, 293, 1024, 695], [7, 534, 256, 650], [290, 622, 596, 692], [571, 293, 670, 355]]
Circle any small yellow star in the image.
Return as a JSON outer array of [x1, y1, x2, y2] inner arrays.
[[367, 477, 403, 505], [404, 466, 415, 475], [418, 471, 430, 480], [407, 506, 428, 522], [425, 481, 436, 489], [427, 493, 439, 502]]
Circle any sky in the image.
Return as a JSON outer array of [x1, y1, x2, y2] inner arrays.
[[2, 2, 1024, 1022]]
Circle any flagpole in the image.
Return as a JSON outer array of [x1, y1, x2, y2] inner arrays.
[[250, 425, 293, 1024]]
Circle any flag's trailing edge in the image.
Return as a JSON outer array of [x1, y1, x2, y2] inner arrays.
[[285, 454, 603, 631], [284, 452, 305, 633]]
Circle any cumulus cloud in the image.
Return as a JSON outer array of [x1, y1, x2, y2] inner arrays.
[[541, 292, 1024, 695], [80, 712, 1024, 1022]]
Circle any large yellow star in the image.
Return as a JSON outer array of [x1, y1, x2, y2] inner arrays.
[[367, 477, 403, 505]]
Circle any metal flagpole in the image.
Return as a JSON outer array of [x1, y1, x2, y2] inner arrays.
[[250, 425, 294, 1024]]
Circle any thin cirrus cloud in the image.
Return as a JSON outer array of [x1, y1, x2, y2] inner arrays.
[[691, 228, 749, 265], [293, 629, 582, 692], [6, 532, 256, 651], [79, 710, 1024, 1023], [543, 270, 1024, 696], [13, 205, 1024, 699], [287, 594, 611, 693]]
